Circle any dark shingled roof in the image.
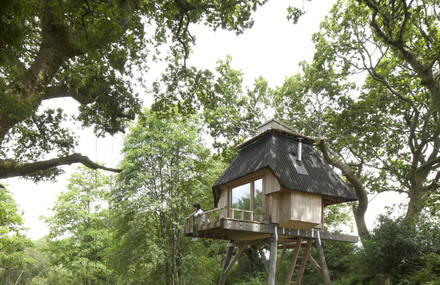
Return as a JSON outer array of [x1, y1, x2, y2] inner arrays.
[[213, 124, 358, 205]]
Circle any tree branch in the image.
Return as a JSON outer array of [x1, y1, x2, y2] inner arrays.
[[0, 154, 121, 179], [44, 86, 93, 105], [416, 156, 440, 175], [316, 139, 369, 239]]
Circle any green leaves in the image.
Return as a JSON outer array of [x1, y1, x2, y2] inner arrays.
[[44, 168, 114, 283], [0, 0, 268, 180], [112, 109, 215, 283], [0, 187, 33, 278]]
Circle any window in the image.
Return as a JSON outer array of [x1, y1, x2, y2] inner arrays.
[[254, 179, 263, 216], [230, 178, 264, 220], [231, 183, 251, 210]]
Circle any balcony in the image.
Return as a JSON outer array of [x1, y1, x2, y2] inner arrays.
[[184, 206, 358, 243]]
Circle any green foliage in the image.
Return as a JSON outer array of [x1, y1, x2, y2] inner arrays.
[[153, 57, 268, 162], [44, 168, 114, 284], [227, 248, 266, 284], [362, 216, 440, 283], [331, 216, 440, 284], [0, 187, 33, 284], [112, 108, 219, 284], [274, 0, 440, 227], [0, 0, 267, 180]]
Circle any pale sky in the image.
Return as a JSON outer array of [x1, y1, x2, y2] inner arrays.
[[6, 0, 406, 240]]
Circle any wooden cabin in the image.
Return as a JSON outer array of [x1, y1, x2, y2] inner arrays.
[[185, 119, 357, 242], [185, 119, 359, 285]]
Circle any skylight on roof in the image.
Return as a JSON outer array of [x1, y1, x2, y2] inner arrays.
[[289, 153, 309, 176]]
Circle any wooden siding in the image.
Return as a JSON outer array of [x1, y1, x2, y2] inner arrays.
[[279, 190, 322, 230]]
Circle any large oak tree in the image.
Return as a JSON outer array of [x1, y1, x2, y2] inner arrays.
[[276, 0, 440, 240], [0, 0, 266, 181]]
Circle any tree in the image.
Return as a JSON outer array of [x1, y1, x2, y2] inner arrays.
[[0, 186, 33, 285], [153, 56, 269, 162], [0, 0, 266, 181], [274, 0, 440, 238], [44, 168, 114, 284], [323, 0, 440, 222], [111, 108, 215, 284]]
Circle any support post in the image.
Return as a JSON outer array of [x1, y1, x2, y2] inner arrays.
[[316, 231, 331, 285], [268, 226, 278, 285], [219, 242, 234, 285]]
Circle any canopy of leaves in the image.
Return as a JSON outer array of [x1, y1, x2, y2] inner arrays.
[[274, 0, 440, 228], [0, 0, 267, 181]]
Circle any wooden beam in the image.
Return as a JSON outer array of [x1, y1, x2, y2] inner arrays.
[[276, 247, 287, 276], [285, 238, 302, 285], [221, 220, 358, 243], [315, 232, 331, 285], [224, 246, 245, 275], [308, 252, 321, 274], [268, 226, 278, 285], [295, 239, 312, 285], [218, 242, 234, 285]]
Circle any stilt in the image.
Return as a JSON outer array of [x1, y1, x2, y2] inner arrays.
[[316, 232, 331, 285], [268, 226, 278, 285], [219, 242, 234, 285]]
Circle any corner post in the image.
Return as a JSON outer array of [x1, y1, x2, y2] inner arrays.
[[268, 225, 278, 285]]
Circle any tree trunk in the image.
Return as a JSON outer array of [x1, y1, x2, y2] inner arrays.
[[353, 203, 369, 242], [404, 185, 424, 223]]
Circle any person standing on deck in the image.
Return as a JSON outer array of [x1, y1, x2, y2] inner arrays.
[[192, 203, 204, 241]]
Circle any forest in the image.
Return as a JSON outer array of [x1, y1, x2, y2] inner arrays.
[[1, 0, 440, 284]]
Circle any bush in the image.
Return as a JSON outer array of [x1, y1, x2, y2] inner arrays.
[[361, 216, 440, 283]]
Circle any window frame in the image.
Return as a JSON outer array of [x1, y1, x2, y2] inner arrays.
[[229, 176, 263, 213]]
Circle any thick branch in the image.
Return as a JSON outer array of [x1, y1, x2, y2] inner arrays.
[[44, 86, 93, 105], [317, 139, 369, 239], [358, 0, 440, 114], [0, 154, 121, 179], [416, 156, 440, 175]]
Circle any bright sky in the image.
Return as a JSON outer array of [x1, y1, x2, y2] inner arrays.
[[6, 0, 406, 240]]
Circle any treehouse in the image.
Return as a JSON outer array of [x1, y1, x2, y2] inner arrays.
[[184, 119, 358, 285]]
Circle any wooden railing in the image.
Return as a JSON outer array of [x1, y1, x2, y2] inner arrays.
[[185, 207, 259, 234], [230, 208, 254, 221], [185, 207, 226, 233]]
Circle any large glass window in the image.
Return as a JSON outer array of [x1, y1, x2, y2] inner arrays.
[[230, 178, 264, 221], [231, 183, 251, 210]]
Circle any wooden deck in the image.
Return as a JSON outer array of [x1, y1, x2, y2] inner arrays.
[[185, 207, 358, 243]]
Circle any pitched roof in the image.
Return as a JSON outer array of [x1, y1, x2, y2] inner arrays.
[[213, 123, 358, 205]]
